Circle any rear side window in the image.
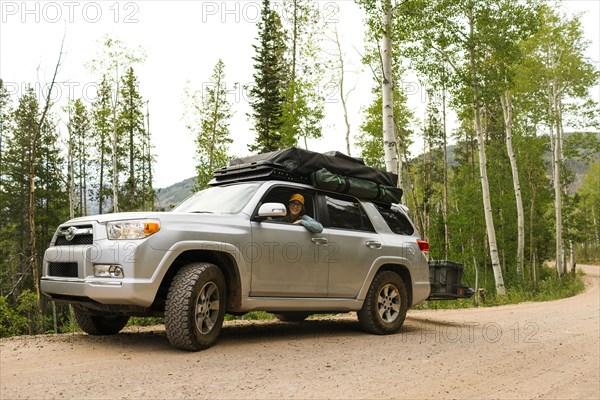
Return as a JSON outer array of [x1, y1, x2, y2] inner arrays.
[[325, 195, 375, 232], [375, 204, 414, 235]]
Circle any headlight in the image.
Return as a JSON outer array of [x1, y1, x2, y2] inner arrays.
[[106, 219, 160, 240]]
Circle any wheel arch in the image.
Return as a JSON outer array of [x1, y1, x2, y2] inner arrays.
[[152, 250, 242, 313], [367, 263, 414, 307]]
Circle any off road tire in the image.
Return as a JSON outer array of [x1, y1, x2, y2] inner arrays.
[[165, 262, 226, 351], [357, 271, 408, 335]]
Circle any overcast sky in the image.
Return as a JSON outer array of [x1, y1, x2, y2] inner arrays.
[[1, 0, 598, 188]]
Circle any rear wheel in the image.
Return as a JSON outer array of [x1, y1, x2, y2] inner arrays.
[[73, 306, 129, 335], [165, 262, 226, 351], [357, 271, 408, 335], [274, 312, 311, 322]]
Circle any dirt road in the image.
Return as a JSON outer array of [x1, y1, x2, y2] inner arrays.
[[2, 264, 598, 400]]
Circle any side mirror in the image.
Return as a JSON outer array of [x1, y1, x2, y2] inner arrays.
[[258, 203, 287, 218]]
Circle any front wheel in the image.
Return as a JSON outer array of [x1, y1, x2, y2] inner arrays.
[[357, 271, 408, 335], [73, 306, 129, 335], [165, 262, 227, 351]]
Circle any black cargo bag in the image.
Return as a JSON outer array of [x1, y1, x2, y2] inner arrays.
[[311, 168, 403, 204]]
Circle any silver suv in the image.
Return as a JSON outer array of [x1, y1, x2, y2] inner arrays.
[[42, 180, 430, 351]]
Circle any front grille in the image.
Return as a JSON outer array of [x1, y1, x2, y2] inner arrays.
[[48, 262, 79, 278], [54, 225, 93, 246], [55, 235, 93, 246]]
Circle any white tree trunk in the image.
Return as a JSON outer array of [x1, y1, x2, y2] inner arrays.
[[333, 29, 352, 156], [569, 240, 576, 274], [552, 85, 565, 276], [68, 124, 75, 220], [381, 0, 398, 175], [500, 90, 525, 277], [468, 11, 505, 296], [112, 65, 120, 213], [475, 107, 506, 296], [442, 86, 450, 259]]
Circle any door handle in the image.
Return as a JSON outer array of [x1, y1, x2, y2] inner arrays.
[[365, 240, 382, 249], [311, 237, 328, 245]]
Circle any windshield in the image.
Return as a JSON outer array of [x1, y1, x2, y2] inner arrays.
[[172, 182, 262, 214]]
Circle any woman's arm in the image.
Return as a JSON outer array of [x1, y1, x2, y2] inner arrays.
[[299, 215, 324, 233]]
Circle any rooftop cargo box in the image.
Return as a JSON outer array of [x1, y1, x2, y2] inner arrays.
[[212, 148, 402, 203], [219, 147, 398, 187]]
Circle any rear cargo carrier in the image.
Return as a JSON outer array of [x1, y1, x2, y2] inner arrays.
[[427, 260, 474, 300]]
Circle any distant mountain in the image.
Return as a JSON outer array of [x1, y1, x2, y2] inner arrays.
[[155, 177, 195, 210]]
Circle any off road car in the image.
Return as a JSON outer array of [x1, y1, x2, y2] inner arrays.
[[42, 148, 469, 351]]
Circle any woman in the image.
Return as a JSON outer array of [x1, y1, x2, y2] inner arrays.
[[284, 193, 323, 233]]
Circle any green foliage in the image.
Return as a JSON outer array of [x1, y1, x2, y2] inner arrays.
[[249, 0, 326, 153], [91, 75, 114, 214], [356, 86, 414, 170], [279, 0, 325, 148], [117, 67, 155, 212], [249, 0, 288, 153], [127, 317, 164, 327], [281, 79, 324, 148], [0, 290, 40, 337], [66, 98, 92, 216], [0, 85, 68, 302], [576, 158, 600, 262], [0, 36, 157, 338], [0, 296, 27, 337], [184, 59, 233, 191], [86, 35, 152, 214], [421, 266, 585, 310], [225, 311, 275, 321]]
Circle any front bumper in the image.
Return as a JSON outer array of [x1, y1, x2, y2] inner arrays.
[[42, 223, 168, 307]]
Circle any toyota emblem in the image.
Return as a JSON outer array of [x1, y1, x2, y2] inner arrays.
[[65, 227, 77, 241]]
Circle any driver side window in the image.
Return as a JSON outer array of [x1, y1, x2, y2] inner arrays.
[[257, 187, 317, 222]]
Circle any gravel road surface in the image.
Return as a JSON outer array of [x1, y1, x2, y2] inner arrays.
[[1, 264, 598, 399]]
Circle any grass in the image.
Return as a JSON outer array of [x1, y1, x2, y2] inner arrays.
[[419, 268, 586, 310], [123, 311, 276, 327]]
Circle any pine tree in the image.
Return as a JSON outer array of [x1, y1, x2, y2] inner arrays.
[[185, 59, 233, 190], [87, 35, 147, 212], [67, 99, 91, 216], [0, 79, 20, 298], [249, 0, 288, 153], [4, 87, 39, 297], [91, 75, 113, 214], [117, 67, 149, 212], [1, 86, 67, 308]]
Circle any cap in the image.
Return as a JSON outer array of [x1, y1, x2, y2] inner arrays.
[[289, 193, 305, 205]]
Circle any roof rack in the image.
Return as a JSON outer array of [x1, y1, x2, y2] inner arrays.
[[211, 160, 310, 186]]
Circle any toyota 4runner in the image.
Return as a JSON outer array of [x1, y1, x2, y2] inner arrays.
[[42, 149, 466, 351]]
